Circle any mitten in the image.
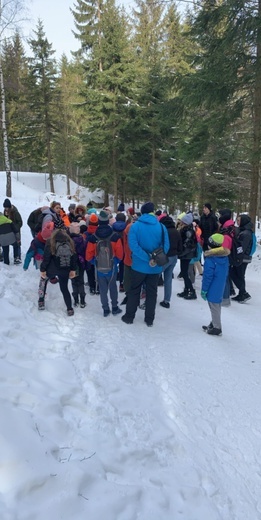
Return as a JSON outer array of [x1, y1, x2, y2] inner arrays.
[[201, 290, 207, 301]]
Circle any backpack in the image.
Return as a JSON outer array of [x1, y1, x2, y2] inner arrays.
[[250, 232, 257, 257], [95, 233, 114, 274], [229, 235, 244, 266], [55, 241, 72, 268], [34, 212, 44, 233]]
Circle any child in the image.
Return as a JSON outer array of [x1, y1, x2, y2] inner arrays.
[[177, 212, 198, 300], [86, 210, 123, 316], [69, 222, 86, 308], [84, 213, 99, 294], [23, 222, 54, 270], [38, 229, 77, 316], [201, 233, 230, 336]]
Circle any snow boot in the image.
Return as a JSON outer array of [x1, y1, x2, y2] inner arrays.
[[202, 322, 213, 332], [38, 298, 45, 310], [67, 308, 74, 316], [238, 292, 251, 303], [103, 309, 111, 317], [160, 300, 170, 309], [184, 289, 197, 300], [112, 306, 122, 315], [207, 327, 222, 336], [177, 289, 189, 298]]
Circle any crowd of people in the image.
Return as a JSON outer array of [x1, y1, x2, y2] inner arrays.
[[0, 198, 256, 333]]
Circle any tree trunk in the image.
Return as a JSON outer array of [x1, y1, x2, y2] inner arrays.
[[150, 146, 156, 202], [112, 147, 118, 212], [0, 56, 12, 197], [249, 0, 261, 231]]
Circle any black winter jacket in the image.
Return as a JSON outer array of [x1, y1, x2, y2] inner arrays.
[[178, 224, 198, 260], [160, 215, 183, 257]]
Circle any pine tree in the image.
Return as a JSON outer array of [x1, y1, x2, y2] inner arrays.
[[25, 20, 58, 193]]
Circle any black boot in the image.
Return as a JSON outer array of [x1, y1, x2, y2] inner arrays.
[[184, 289, 197, 300], [207, 327, 222, 336], [177, 289, 188, 298], [202, 322, 213, 332], [80, 297, 86, 308], [73, 296, 79, 307]]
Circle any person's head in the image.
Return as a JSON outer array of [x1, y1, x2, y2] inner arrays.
[[41, 221, 54, 241], [68, 203, 76, 214], [50, 201, 61, 214], [89, 213, 99, 226], [237, 213, 251, 228], [218, 208, 232, 226], [76, 204, 86, 214], [203, 203, 212, 215], [127, 207, 134, 216], [98, 210, 110, 225], [177, 212, 193, 227], [69, 222, 80, 235], [116, 212, 126, 222], [3, 198, 11, 209], [50, 228, 74, 254], [141, 202, 155, 215], [208, 233, 224, 249], [117, 202, 125, 212]]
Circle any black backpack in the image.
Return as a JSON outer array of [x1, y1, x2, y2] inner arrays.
[[229, 235, 244, 266], [34, 212, 44, 233]]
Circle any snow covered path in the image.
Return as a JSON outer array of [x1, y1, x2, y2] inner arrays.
[[0, 173, 261, 520]]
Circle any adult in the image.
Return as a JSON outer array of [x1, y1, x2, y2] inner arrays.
[[199, 203, 218, 252], [41, 201, 66, 230], [0, 211, 20, 265], [121, 201, 169, 327], [230, 214, 254, 303], [159, 214, 182, 308], [3, 198, 23, 262], [176, 212, 198, 300], [27, 206, 49, 237]]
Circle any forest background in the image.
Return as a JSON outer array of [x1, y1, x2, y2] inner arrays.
[[1, 0, 261, 225]]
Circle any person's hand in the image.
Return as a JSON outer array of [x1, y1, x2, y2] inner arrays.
[[201, 290, 207, 301], [69, 270, 76, 279], [40, 271, 47, 279]]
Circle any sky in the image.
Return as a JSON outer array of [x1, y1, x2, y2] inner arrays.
[[0, 171, 261, 519], [22, 0, 135, 60]]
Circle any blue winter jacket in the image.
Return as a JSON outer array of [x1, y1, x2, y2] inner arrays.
[[128, 213, 170, 274], [202, 255, 229, 303]]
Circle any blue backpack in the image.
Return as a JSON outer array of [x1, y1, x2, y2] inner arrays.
[[250, 232, 257, 257]]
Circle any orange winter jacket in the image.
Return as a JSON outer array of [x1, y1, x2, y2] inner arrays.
[[123, 223, 133, 266], [86, 235, 123, 263]]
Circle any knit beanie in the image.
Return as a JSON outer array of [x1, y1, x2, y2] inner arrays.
[[3, 198, 11, 208], [208, 233, 224, 248], [116, 213, 126, 222], [219, 208, 232, 226], [141, 202, 155, 214], [180, 212, 193, 226], [117, 203, 125, 212], [98, 210, 109, 223], [41, 221, 54, 240], [89, 213, 98, 224], [204, 203, 212, 211], [69, 222, 80, 234], [87, 208, 97, 215]]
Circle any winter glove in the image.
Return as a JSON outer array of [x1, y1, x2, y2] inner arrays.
[[201, 290, 207, 301], [40, 271, 47, 279], [69, 270, 76, 279]]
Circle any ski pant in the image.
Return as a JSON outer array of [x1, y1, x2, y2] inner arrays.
[[2, 242, 19, 265], [71, 265, 85, 302], [180, 258, 193, 291], [86, 263, 96, 291], [230, 263, 248, 295], [208, 301, 222, 330], [123, 264, 132, 294], [125, 269, 160, 324], [98, 270, 118, 311]]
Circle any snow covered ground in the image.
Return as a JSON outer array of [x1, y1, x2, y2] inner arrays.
[[0, 171, 261, 520]]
